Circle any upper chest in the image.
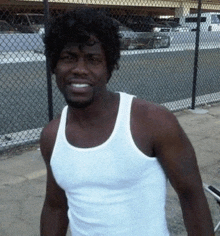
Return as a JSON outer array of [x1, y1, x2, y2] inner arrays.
[[65, 100, 155, 157]]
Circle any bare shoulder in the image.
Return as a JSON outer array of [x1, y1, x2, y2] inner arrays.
[[132, 97, 194, 161], [40, 116, 61, 164], [132, 97, 180, 133]]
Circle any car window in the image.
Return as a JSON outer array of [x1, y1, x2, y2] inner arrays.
[[0, 21, 12, 32], [0, 22, 9, 31], [14, 15, 29, 25], [185, 17, 206, 23], [28, 15, 44, 25], [211, 15, 220, 24]]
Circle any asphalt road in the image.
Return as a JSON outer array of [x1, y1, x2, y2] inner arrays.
[[1, 48, 220, 135], [109, 48, 220, 102]]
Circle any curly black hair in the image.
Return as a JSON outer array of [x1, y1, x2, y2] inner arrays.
[[44, 7, 121, 79]]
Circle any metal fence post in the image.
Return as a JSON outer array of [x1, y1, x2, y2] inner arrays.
[[191, 0, 202, 110], [43, 0, 53, 121]]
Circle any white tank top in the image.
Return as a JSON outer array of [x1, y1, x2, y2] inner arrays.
[[51, 92, 169, 236]]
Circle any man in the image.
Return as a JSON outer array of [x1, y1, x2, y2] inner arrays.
[[40, 8, 214, 235]]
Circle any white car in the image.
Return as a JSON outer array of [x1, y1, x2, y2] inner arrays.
[[153, 21, 190, 33]]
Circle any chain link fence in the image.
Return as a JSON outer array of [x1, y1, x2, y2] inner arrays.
[[1, 0, 220, 152]]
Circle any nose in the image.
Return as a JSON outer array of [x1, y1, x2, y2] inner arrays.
[[71, 58, 88, 75]]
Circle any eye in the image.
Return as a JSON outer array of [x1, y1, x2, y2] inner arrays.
[[59, 54, 77, 62], [86, 55, 103, 65]]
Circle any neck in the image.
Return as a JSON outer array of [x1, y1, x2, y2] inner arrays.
[[67, 91, 117, 123]]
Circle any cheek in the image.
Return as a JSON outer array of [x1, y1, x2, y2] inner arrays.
[[54, 62, 70, 75], [94, 71, 107, 86], [96, 65, 109, 84]]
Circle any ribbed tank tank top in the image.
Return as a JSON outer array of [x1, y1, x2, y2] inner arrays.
[[51, 92, 169, 236]]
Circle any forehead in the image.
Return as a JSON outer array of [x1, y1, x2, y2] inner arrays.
[[62, 36, 104, 55]]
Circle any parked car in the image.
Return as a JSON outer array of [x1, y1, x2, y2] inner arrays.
[[0, 20, 18, 34], [152, 22, 171, 33], [179, 12, 220, 31], [123, 15, 170, 33], [9, 13, 44, 33], [118, 25, 170, 50], [157, 21, 190, 32], [136, 32, 171, 49], [118, 26, 139, 50]]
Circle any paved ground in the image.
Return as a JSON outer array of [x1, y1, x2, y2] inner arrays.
[[0, 103, 220, 236]]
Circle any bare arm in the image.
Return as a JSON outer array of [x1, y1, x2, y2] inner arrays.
[[153, 110, 214, 235], [40, 122, 69, 236]]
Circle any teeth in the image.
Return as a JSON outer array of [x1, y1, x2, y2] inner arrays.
[[71, 84, 89, 88]]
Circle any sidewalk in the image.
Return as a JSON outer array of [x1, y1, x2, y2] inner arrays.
[[0, 51, 45, 64], [0, 103, 220, 236]]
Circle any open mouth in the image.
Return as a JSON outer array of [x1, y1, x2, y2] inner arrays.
[[71, 83, 90, 88], [67, 83, 92, 94]]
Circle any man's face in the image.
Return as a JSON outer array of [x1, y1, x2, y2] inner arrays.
[[54, 38, 109, 108]]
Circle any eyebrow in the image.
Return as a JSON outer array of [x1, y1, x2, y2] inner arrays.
[[62, 50, 102, 56]]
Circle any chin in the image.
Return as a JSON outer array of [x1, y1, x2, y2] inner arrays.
[[65, 97, 94, 109]]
